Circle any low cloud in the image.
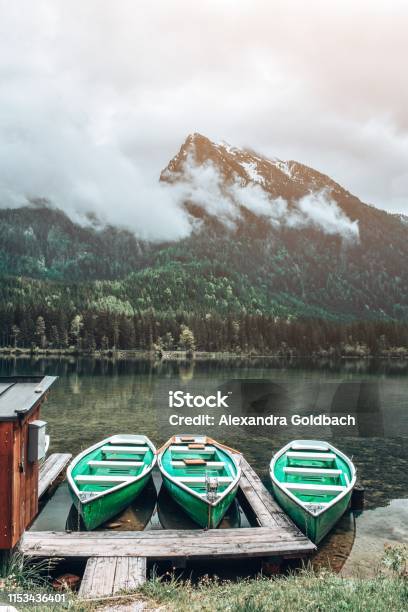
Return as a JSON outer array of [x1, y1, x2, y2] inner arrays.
[[0, 1, 407, 225], [175, 157, 359, 240], [0, 129, 359, 241], [286, 192, 359, 239]]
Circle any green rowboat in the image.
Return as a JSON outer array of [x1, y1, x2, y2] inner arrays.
[[158, 435, 241, 529], [270, 440, 356, 543], [67, 434, 156, 530]]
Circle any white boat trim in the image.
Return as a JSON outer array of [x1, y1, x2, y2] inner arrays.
[[67, 434, 157, 505], [158, 435, 241, 508], [88, 460, 144, 468], [269, 439, 356, 518], [283, 467, 342, 477], [101, 445, 149, 453], [286, 451, 336, 461], [173, 476, 233, 484], [284, 482, 346, 493], [291, 442, 329, 451], [169, 445, 216, 454], [75, 474, 138, 484], [171, 460, 225, 469]]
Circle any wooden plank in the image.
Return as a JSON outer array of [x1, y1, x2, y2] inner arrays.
[[113, 557, 146, 593], [112, 557, 129, 595], [182, 458, 207, 466], [21, 528, 315, 559], [38, 453, 72, 499], [0, 421, 13, 548], [79, 557, 116, 599], [238, 473, 277, 527], [26, 409, 40, 533], [78, 554, 97, 598], [237, 456, 305, 533], [78, 555, 157, 599], [237, 457, 282, 524]]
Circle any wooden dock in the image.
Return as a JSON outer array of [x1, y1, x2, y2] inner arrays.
[[39, 453, 72, 499], [23, 452, 315, 599]]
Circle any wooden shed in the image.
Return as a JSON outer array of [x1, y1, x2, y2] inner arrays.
[[0, 375, 57, 549]]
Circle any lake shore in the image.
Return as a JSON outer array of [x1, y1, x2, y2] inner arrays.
[[1, 346, 408, 361]]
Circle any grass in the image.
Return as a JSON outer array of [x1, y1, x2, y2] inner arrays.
[[138, 568, 407, 612], [1, 548, 407, 611], [0, 551, 55, 591]]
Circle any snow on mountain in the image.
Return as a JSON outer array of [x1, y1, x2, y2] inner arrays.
[[161, 133, 360, 240]]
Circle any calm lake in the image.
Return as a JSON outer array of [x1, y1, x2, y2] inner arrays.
[[1, 356, 407, 577]]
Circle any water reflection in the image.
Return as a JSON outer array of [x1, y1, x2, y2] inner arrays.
[[157, 487, 244, 530], [65, 477, 158, 532], [311, 512, 356, 573]]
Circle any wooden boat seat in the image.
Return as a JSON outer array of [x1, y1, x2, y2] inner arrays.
[[170, 445, 215, 454], [75, 475, 137, 484], [291, 442, 330, 452], [171, 460, 225, 469], [286, 452, 336, 461], [88, 460, 144, 468], [101, 446, 148, 454], [182, 458, 207, 466], [284, 482, 346, 494], [173, 476, 233, 484], [188, 443, 205, 449], [284, 467, 342, 477]]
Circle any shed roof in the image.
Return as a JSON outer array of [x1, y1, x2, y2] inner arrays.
[[0, 376, 57, 421]]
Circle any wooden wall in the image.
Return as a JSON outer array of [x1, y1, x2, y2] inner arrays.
[[0, 405, 41, 549]]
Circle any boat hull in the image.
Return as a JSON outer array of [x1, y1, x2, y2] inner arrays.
[[70, 471, 152, 530], [270, 439, 355, 543], [162, 473, 239, 529], [272, 480, 351, 543]]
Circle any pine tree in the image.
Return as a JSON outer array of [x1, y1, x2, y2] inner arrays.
[[178, 325, 196, 354], [35, 316, 47, 348], [70, 314, 83, 348], [11, 324, 20, 348], [50, 325, 60, 347]]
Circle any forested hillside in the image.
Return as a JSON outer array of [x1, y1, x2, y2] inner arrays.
[[1, 134, 407, 354]]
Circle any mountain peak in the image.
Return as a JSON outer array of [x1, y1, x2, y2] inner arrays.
[[161, 133, 344, 206]]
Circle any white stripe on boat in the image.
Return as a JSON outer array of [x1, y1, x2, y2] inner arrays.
[[170, 445, 215, 454], [101, 446, 148, 454], [75, 475, 138, 484], [88, 460, 144, 468], [283, 482, 346, 493], [291, 442, 330, 451], [283, 467, 342, 477], [286, 452, 336, 461], [109, 435, 148, 444], [171, 460, 225, 468], [172, 476, 233, 484]]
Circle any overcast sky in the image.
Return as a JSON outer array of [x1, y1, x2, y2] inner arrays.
[[1, 0, 407, 237]]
